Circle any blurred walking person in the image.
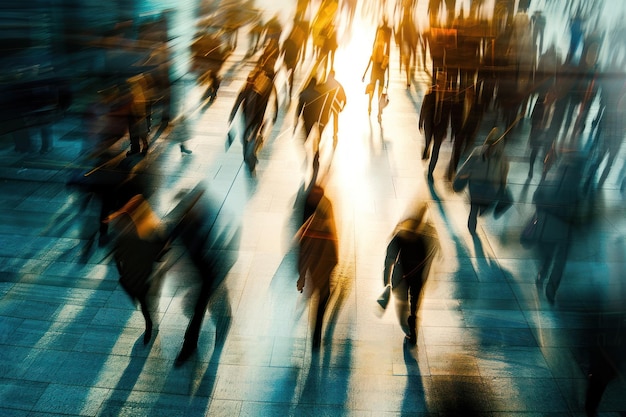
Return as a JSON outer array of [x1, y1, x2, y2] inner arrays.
[[453, 128, 510, 235], [527, 152, 584, 303], [172, 186, 241, 365], [527, 91, 555, 179], [281, 15, 310, 99], [105, 195, 169, 344], [318, 70, 346, 147], [296, 184, 338, 350], [363, 16, 392, 123], [381, 203, 440, 345], [227, 61, 278, 173], [419, 73, 451, 181]]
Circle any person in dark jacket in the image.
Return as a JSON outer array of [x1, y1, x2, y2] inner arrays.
[[105, 195, 169, 345], [295, 77, 324, 142], [419, 75, 452, 181], [228, 63, 278, 173], [383, 203, 440, 345], [317, 70, 346, 147], [447, 86, 485, 181]]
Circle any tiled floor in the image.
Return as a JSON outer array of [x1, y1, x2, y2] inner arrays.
[[1, 3, 626, 417]]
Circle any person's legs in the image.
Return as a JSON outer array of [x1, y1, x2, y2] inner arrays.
[[128, 132, 141, 155], [176, 255, 215, 365], [448, 135, 465, 180], [546, 240, 569, 303], [407, 278, 424, 345], [423, 126, 433, 160], [140, 133, 149, 156], [312, 276, 331, 349], [393, 279, 410, 339], [468, 202, 480, 234], [529, 144, 539, 178], [139, 297, 153, 345], [537, 242, 556, 284], [427, 136, 444, 179], [40, 125, 53, 153]]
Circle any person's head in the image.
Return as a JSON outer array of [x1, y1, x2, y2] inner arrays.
[[395, 202, 429, 238]]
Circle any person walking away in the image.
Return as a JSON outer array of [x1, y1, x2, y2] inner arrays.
[[318, 70, 346, 147], [295, 76, 325, 159], [104, 195, 169, 344], [447, 85, 485, 181], [362, 17, 392, 122], [531, 151, 584, 303], [453, 128, 510, 235], [382, 203, 440, 345], [171, 186, 241, 365], [296, 185, 338, 349], [227, 63, 278, 173], [419, 72, 451, 181]]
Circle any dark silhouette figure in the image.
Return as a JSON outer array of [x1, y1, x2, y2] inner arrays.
[[527, 92, 554, 179], [228, 62, 278, 173], [382, 203, 440, 345], [531, 152, 584, 303], [453, 128, 510, 235], [297, 185, 338, 349], [419, 75, 452, 181], [584, 72, 626, 191], [173, 186, 241, 365], [447, 86, 485, 181], [295, 77, 325, 143], [105, 195, 169, 344], [396, 4, 420, 87], [281, 16, 310, 98], [317, 70, 346, 147]]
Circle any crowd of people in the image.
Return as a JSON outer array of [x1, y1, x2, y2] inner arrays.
[[5, 0, 624, 414]]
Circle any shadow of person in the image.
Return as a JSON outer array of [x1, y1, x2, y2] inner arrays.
[[401, 343, 427, 415], [296, 338, 353, 414], [97, 336, 153, 413]]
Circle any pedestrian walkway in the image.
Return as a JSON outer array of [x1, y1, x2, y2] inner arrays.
[[1, 6, 625, 417]]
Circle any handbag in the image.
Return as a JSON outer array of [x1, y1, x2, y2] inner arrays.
[[379, 90, 390, 110], [520, 212, 541, 249], [493, 187, 514, 219], [379, 93, 389, 109], [378, 248, 401, 310], [377, 285, 391, 309]]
